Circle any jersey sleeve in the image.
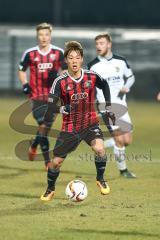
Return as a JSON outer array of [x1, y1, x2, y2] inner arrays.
[[18, 51, 30, 71], [123, 60, 135, 89], [43, 79, 62, 124], [123, 59, 133, 78], [95, 74, 111, 106], [50, 77, 61, 97], [59, 50, 67, 70]]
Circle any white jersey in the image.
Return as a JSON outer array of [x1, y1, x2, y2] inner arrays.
[[88, 54, 135, 106]]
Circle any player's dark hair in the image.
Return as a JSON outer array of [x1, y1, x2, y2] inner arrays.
[[36, 22, 53, 33], [64, 41, 83, 58], [95, 33, 112, 42]]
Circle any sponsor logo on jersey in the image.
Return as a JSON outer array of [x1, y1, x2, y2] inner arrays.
[[38, 62, 53, 72], [71, 92, 88, 103], [50, 54, 56, 60], [107, 76, 120, 81]]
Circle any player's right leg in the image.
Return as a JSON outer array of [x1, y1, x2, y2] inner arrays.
[[40, 131, 80, 201], [40, 157, 64, 201]]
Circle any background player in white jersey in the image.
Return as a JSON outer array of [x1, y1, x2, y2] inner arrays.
[[88, 33, 136, 178]]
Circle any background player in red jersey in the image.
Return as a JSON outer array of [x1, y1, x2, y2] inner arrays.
[[39, 41, 115, 201], [18, 22, 65, 168]]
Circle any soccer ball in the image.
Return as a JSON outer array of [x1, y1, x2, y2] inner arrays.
[[65, 179, 88, 202]]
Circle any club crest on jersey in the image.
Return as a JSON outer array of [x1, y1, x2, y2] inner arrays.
[[84, 80, 92, 88], [115, 66, 120, 72], [50, 54, 56, 60]]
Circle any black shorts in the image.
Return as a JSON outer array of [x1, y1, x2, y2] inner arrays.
[[53, 124, 104, 158], [31, 100, 55, 126]]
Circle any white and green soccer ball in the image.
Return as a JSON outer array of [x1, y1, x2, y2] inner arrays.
[[65, 179, 88, 202]]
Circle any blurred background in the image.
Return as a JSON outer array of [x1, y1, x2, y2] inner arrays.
[[0, 0, 160, 99]]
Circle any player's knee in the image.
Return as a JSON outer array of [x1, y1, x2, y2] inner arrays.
[[115, 139, 124, 148], [124, 136, 132, 146], [124, 139, 132, 147], [92, 145, 105, 157], [53, 157, 64, 169]]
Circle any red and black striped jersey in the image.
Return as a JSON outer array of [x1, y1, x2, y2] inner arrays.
[[47, 69, 110, 132], [19, 44, 64, 101]]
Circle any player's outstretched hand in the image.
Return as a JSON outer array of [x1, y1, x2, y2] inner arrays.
[[23, 83, 32, 94], [117, 87, 129, 100]]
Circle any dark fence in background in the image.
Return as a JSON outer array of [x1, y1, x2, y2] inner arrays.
[[0, 27, 160, 100], [0, 0, 160, 27]]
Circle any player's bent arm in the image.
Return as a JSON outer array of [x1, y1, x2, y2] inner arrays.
[[95, 74, 116, 125], [18, 70, 28, 85], [18, 70, 32, 95], [123, 74, 135, 91], [18, 50, 30, 85], [43, 94, 71, 126], [95, 74, 111, 106]]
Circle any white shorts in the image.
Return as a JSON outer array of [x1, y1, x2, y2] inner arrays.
[[113, 111, 133, 133]]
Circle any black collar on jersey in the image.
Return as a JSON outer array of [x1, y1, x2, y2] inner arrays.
[[98, 52, 113, 61]]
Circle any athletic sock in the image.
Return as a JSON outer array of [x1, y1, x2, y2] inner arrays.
[[47, 168, 60, 191], [114, 145, 127, 170], [95, 155, 107, 180], [31, 131, 41, 148], [39, 135, 50, 165]]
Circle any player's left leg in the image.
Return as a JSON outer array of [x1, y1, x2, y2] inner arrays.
[[29, 100, 46, 161], [41, 131, 81, 201], [38, 123, 52, 169], [83, 125, 110, 194], [40, 156, 64, 201], [113, 111, 136, 178], [113, 131, 136, 178], [30, 100, 55, 167]]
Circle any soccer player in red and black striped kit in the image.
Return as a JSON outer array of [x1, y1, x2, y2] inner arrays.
[[18, 23, 65, 168], [40, 41, 115, 201]]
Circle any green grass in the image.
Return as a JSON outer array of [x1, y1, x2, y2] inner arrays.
[[0, 98, 160, 240]]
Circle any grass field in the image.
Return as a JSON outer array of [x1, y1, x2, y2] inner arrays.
[[0, 98, 160, 240]]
